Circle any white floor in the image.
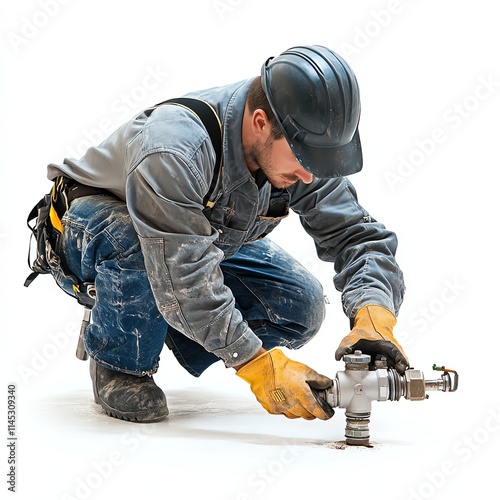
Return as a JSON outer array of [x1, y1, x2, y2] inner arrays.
[[12, 356, 475, 500], [6, 276, 495, 500]]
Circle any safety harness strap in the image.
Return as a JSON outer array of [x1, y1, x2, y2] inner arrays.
[[153, 97, 223, 207]]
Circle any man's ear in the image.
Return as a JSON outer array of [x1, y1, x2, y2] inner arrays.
[[251, 109, 271, 139]]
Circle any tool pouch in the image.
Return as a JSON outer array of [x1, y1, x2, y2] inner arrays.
[[24, 176, 106, 308], [25, 193, 53, 278]]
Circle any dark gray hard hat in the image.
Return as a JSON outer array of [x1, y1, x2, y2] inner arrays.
[[261, 45, 362, 178]]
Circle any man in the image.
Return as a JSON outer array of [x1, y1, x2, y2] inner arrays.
[[41, 45, 408, 423]]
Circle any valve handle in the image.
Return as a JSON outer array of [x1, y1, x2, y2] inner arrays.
[[432, 364, 459, 392]]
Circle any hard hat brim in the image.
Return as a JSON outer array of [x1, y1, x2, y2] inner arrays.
[[289, 129, 363, 178]]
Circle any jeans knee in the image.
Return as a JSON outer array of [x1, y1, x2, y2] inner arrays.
[[299, 274, 325, 334]]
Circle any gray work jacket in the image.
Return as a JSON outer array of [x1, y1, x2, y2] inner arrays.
[[47, 78, 405, 368]]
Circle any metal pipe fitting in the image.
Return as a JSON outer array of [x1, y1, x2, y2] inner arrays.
[[317, 351, 459, 445]]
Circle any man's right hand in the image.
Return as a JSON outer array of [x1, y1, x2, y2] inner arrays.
[[236, 348, 334, 420]]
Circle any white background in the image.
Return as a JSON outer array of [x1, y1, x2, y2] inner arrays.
[[2, 1, 499, 499]]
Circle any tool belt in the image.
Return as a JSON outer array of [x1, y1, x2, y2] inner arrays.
[[24, 176, 110, 308]]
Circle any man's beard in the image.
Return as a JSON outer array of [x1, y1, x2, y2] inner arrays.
[[244, 137, 299, 189]]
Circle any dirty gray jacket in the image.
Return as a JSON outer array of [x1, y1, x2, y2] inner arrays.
[[47, 78, 405, 368]]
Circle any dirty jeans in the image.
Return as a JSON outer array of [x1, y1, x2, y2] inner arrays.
[[57, 194, 326, 377]]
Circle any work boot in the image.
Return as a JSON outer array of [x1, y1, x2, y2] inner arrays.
[[89, 358, 168, 422]]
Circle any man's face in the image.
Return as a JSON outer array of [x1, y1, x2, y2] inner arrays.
[[245, 135, 314, 189]]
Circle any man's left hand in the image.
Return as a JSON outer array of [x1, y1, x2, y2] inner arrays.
[[335, 304, 409, 374]]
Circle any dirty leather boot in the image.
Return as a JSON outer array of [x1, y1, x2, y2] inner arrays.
[[90, 358, 168, 422]]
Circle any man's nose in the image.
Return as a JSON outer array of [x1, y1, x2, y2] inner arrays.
[[296, 168, 314, 184]]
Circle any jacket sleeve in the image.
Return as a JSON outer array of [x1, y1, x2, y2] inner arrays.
[[125, 139, 262, 368], [288, 177, 405, 320]]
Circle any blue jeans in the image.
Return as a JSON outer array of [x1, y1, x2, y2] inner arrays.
[[57, 195, 326, 377]]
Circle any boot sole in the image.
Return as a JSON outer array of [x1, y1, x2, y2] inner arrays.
[[94, 394, 168, 423]]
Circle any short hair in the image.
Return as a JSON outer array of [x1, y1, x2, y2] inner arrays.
[[246, 77, 284, 141]]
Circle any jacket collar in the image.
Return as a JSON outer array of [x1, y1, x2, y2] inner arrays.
[[185, 78, 257, 194]]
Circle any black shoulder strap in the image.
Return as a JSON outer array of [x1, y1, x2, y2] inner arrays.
[[154, 97, 223, 207]]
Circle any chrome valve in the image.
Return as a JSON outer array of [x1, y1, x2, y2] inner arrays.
[[318, 351, 458, 446]]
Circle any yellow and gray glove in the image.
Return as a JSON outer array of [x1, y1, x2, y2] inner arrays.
[[236, 348, 334, 420], [335, 304, 409, 374]]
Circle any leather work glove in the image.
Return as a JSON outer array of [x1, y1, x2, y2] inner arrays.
[[236, 348, 334, 420], [335, 304, 409, 374]]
